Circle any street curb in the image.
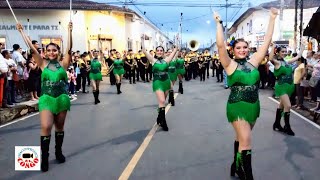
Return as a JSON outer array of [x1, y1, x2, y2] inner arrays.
[[268, 97, 320, 130], [0, 97, 77, 127]]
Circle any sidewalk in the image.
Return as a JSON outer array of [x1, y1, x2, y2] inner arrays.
[[273, 96, 320, 124], [0, 99, 39, 125]]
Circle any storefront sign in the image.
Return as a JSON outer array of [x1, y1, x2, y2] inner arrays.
[[0, 25, 59, 31]]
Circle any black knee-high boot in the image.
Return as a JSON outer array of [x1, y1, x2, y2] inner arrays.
[[157, 107, 168, 131], [236, 150, 254, 180], [41, 135, 51, 172], [178, 81, 183, 94], [119, 83, 122, 94], [93, 91, 98, 104], [169, 90, 175, 106], [231, 141, 243, 177], [116, 83, 121, 94], [273, 108, 284, 132], [283, 112, 295, 136], [96, 90, 100, 103], [55, 131, 65, 163]]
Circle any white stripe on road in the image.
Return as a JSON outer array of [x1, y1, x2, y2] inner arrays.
[[268, 97, 320, 130], [0, 97, 78, 129], [118, 93, 179, 180]]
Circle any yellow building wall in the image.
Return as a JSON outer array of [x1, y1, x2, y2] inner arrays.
[[84, 11, 126, 52]]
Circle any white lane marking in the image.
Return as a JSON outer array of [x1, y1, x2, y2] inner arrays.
[[268, 97, 320, 130], [0, 97, 78, 129]]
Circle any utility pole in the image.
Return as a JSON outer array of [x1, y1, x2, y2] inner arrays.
[[299, 0, 303, 48], [279, 0, 284, 40], [180, 13, 183, 47], [225, 0, 228, 39], [294, 0, 298, 52]]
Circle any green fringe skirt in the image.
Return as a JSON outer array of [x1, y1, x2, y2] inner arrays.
[[226, 100, 260, 124], [39, 94, 71, 115]]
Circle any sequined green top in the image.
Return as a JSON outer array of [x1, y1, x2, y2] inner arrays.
[[114, 59, 124, 69], [274, 61, 293, 85], [176, 58, 185, 69], [227, 59, 260, 103], [168, 59, 177, 73], [90, 59, 101, 74], [153, 59, 169, 81], [41, 61, 68, 97], [226, 59, 260, 124]]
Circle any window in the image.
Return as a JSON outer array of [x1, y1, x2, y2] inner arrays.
[[127, 39, 132, 50], [242, 27, 244, 35], [41, 37, 62, 49], [249, 20, 253, 33]]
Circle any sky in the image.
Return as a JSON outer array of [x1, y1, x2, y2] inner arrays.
[[96, 0, 275, 46]]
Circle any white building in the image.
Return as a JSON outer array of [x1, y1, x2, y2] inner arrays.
[[0, 0, 171, 53], [228, 8, 318, 49], [227, 0, 319, 50]]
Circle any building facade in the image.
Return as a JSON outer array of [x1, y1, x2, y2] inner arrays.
[[228, 7, 318, 50], [0, 0, 170, 53]]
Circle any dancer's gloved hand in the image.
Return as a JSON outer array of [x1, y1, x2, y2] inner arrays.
[[270, 7, 279, 19], [16, 23, 23, 32]]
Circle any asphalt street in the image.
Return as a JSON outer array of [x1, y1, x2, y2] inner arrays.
[[1, 75, 320, 180]]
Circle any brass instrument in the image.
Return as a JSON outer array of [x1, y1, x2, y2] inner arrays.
[[188, 39, 200, 52], [132, 59, 137, 70], [106, 64, 114, 75]]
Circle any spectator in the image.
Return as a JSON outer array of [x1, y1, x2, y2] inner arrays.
[[293, 57, 306, 109], [26, 56, 41, 101], [67, 67, 76, 98], [2, 50, 17, 105], [309, 51, 320, 108], [0, 43, 9, 108], [12, 44, 26, 98]]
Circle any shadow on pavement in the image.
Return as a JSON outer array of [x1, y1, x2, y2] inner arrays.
[[284, 136, 320, 180]]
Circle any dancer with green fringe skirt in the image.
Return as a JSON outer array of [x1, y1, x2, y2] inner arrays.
[[214, 8, 277, 180], [269, 43, 304, 136], [167, 49, 179, 106], [17, 22, 73, 172], [113, 52, 125, 94], [175, 51, 186, 94], [89, 50, 104, 104], [141, 34, 178, 131]]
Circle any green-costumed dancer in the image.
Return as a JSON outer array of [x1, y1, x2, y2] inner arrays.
[[167, 50, 179, 106], [214, 8, 277, 179], [175, 52, 186, 94], [17, 22, 73, 172], [270, 44, 304, 136], [89, 50, 104, 104], [141, 34, 178, 131], [113, 52, 125, 94]]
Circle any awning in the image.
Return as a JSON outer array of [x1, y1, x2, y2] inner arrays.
[[303, 7, 320, 41]]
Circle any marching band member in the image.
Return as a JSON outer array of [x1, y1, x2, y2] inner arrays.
[[141, 34, 178, 131], [17, 22, 73, 172], [203, 49, 212, 78], [198, 54, 206, 81], [214, 7, 277, 179], [125, 49, 136, 84]]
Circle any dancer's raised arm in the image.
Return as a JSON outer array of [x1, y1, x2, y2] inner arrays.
[[287, 43, 305, 64], [16, 23, 44, 69], [213, 12, 232, 69], [141, 35, 155, 64], [165, 45, 178, 63], [61, 22, 73, 70], [250, 8, 278, 67]]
